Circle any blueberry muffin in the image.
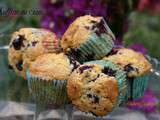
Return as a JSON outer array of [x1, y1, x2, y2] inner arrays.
[[27, 53, 79, 106], [103, 48, 152, 77], [103, 48, 152, 99], [8, 28, 60, 78], [61, 15, 115, 63], [67, 60, 127, 116]]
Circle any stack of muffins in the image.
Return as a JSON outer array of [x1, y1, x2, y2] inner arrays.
[[8, 15, 152, 116]]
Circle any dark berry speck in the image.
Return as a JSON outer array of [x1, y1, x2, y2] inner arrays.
[[124, 64, 138, 73], [31, 41, 38, 46], [12, 35, 25, 50], [124, 64, 139, 76], [84, 26, 90, 30], [87, 94, 92, 98], [87, 94, 99, 103], [79, 65, 93, 73], [124, 64, 134, 72], [93, 95, 99, 103], [16, 60, 23, 71], [102, 67, 116, 77], [8, 64, 13, 69]]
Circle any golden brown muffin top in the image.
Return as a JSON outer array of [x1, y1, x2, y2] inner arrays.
[[67, 64, 118, 116], [29, 53, 72, 80], [61, 15, 102, 51], [103, 48, 152, 77], [8, 28, 60, 79]]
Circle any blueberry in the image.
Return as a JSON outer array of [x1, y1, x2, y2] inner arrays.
[[87, 94, 92, 98], [79, 65, 93, 73], [31, 41, 38, 46], [124, 64, 139, 75], [102, 67, 116, 77], [16, 60, 23, 71], [87, 94, 99, 104], [93, 95, 99, 103], [12, 35, 25, 50], [124, 64, 134, 72], [8, 64, 13, 69]]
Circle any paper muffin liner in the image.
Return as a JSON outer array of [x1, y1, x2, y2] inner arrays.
[[125, 79, 131, 101], [26, 70, 68, 107], [127, 75, 149, 100], [69, 33, 114, 63], [84, 60, 128, 107]]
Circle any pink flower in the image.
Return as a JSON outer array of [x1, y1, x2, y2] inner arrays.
[[138, 0, 160, 13]]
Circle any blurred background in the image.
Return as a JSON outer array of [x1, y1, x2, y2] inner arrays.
[[0, 0, 160, 58], [0, 0, 160, 119]]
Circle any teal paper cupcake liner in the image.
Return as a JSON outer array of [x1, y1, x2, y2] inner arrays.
[[70, 33, 114, 63], [127, 75, 149, 99], [84, 60, 128, 107], [125, 79, 131, 101], [26, 70, 68, 106]]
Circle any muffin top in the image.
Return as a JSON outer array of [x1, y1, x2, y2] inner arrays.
[[8, 28, 60, 78], [29, 53, 79, 80], [103, 48, 152, 77], [61, 15, 115, 51], [67, 62, 123, 116]]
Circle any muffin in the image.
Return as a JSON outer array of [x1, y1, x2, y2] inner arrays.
[[27, 53, 79, 106], [61, 15, 115, 63], [8, 28, 60, 78], [103, 48, 152, 99], [67, 60, 127, 116]]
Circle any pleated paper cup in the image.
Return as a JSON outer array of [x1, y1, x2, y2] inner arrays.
[[127, 75, 149, 100], [27, 70, 69, 107]]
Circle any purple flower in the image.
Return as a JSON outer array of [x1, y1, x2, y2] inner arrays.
[[128, 43, 148, 55], [115, 37, 124, 46], [127, 89, 159, 113], [67, 0, 86, 10], [138, 0, 160, 13], [40, 0, 108, 36]]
